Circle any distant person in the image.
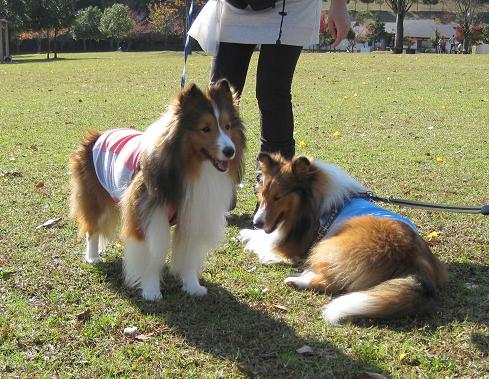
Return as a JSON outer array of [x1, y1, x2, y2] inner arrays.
[[447, 35, 455, 54], [438, 38, 446, 54]]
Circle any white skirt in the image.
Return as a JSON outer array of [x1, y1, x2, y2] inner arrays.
[[190, 0, 322, 52]]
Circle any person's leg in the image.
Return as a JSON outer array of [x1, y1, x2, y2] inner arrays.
[[256, 44, 303, 160], [211, 43, 255, 211], [211, 42, 256, 96]]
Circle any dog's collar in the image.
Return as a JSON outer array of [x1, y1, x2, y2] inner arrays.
[[314, 192, 371, 243]]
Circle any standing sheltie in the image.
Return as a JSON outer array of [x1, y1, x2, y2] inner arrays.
[[240, 153, 447, 325], [69, 80, 245, 301]]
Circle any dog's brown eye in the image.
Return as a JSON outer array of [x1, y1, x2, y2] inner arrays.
[[202, 126, 211, 133], [224, 123, 231, 130], [273, 195, 281, 202]]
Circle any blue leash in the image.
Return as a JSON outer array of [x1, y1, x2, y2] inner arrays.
[[181, 0, 195, 89]]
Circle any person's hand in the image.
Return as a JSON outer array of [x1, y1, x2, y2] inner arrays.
[[328, 0, 350, 49]]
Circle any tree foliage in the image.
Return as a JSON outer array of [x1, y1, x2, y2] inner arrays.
[[99, 3, 134, 48], [346, 28, 356, 51], [70, 6, 103, 43], [366, 17, 386, 44], [148, 2, 178, 35], [451, 0, 484, 51], [482, 24, 489, 44]]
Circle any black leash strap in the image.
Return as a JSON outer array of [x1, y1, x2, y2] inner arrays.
[[276, 0, 287, 45], [366, 192, 489, 215]]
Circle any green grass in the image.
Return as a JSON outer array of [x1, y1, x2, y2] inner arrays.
[[1, 51, 488, 378]]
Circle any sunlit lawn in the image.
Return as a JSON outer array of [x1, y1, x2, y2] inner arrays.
[[1, 51, 488, 378]]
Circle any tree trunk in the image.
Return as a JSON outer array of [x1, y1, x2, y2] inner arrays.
[[395, 12, 404, 50], [47, 29, 51, 59], [462, 24, 470, 53], [463, 37, 469, 53], [83, 39, 87, 51], [110, 37, 114, 50], [54, 28, 58, 59]]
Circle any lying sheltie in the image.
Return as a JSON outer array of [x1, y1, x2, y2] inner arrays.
[[240, 153, 447, 325], [70, 80, 245, 300]]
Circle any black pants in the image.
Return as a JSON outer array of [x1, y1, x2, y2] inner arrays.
[[211, 42, 302, 160]]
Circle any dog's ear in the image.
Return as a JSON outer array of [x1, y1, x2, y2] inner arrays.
[[292, 156, 311, 177], [258, 152, 281, 174], [208, 79, 240, 109], [177, 83, 207, 109]]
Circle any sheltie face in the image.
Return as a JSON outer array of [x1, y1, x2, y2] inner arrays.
[[241, 154, 447, 325], [70, 80, 245, 301]]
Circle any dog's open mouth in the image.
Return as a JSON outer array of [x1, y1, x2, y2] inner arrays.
[[202, 149, 230, 173]]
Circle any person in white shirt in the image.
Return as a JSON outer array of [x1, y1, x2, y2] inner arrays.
[[192, 0, 350, 160]]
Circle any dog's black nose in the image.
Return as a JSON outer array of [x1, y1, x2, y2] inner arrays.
[[222, 146, 235, 158], [253, 219, 264, 230]]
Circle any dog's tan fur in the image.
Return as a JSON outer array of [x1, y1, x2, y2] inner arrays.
[[70, 80, 246, 299], [252, 154, 448, 324], [69, 129, 120, 241]]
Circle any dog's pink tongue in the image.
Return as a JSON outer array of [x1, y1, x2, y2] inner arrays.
[[217, 160, 229, 172]]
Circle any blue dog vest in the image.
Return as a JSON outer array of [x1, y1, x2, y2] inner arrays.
[[322, 198, 418, 238]]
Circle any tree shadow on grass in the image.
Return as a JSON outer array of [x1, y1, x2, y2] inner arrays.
[[12, 57, 104, 64], [95, 257, 386, 378], [226, 212, 253, 229], [471, 332, 489, 355]]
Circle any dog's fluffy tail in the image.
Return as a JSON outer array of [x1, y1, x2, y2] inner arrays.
[[322, 275, 437, 326]]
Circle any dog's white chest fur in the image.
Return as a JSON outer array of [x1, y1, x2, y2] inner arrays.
[[178, 161, 233, 244]]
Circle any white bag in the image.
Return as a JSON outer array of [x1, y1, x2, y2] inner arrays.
[[188, 0, 222, 56]]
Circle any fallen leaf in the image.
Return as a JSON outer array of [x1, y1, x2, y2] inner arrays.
[[272, 304, 288, 312], [76, 309, 91, 323], [343, 95, 349, 100], [29, 144, 39, 151], [296, 345, 314, 356], [332, 131, 342, 138], [35, 181, 45, 189], [124, 326, 138, 338], [36, 217, 62, 230], [435, 157, 445, 163], [424, 231, 439, 240], [298, 140, 308, 148], [399, 352, 408, 361], [353, 92, 358, 97]]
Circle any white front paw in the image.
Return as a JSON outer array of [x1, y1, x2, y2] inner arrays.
[[239, 228, 256, 243], [183, 283, 208, 296], [84, 253, 103, 264], [141, 288, 163, 301], [258, 252, 283, 265]]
